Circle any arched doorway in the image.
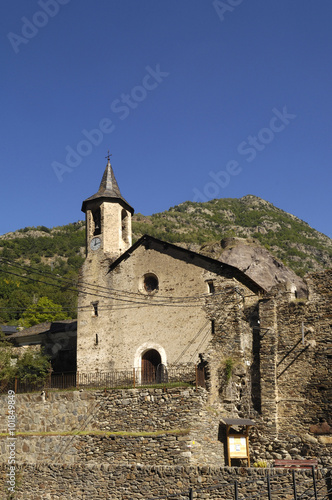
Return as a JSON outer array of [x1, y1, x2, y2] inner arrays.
[[142, 349, 161, 383]]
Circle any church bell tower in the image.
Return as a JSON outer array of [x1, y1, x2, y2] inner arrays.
[[81, 156, 134, 259]]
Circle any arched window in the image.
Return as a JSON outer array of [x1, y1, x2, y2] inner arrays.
[[121, 209, 129, 243], [92, 208, 101, 235]]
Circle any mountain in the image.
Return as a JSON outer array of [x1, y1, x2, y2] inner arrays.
[[0, 195, 331, 324], [132, 195, 332, 277]]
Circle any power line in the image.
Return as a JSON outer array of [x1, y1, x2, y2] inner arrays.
[[0, 256, 259, 320], [0, 267, 210, 311], [0, 258, 242, 309], [0, 256, 255, 302]]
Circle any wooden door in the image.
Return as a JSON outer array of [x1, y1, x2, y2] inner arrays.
[[142, 349, 161, 383]]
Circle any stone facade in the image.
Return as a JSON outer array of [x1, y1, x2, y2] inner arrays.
[[200, 269, 332, 465], [77, 236, 263, 375], [77, 161, 265, 377]]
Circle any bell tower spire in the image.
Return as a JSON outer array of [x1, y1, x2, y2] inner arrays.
[[81, 154, 134, 258]]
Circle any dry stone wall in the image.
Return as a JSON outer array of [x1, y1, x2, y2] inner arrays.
[[0, 463, 330, 500], [259, 270, 331, 438], [0, 387, 226, 467], [251, 270, 332, 466], [201, 269, 332, 467], [0, 390, 98, 434]]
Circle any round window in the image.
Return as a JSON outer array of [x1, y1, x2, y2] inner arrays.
[[143, 273, 159, 293]]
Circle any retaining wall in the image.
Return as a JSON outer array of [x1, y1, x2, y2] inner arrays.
[[1, 464, 330, 500]]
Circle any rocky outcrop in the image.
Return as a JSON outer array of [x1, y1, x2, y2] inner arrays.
[[202, 237, 308, 297]]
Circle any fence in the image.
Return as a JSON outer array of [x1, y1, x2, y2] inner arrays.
[[143, 468, 332, 500], [1, 363, 206, 394]]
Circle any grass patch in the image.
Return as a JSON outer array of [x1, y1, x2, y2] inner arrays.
[[12, 381, 194, 394], [0, 428, 190, 438]]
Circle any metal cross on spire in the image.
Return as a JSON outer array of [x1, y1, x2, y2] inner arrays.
[[105, 150, 112, 163]]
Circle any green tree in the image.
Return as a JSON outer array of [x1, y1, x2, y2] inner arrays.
[[15, 349, 50, 383], [19, 297, 68, 328], [0, 331, 17, 386], [0, 330, 51, 386]]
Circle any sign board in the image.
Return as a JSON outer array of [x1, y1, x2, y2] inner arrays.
[[221, 418, 255, 467], [228, 434, 248, 459]]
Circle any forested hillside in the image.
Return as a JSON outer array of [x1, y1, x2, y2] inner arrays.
[[133, 196, 332, 276], [0, 195, 331, 326], [0, 222, 85, 325]]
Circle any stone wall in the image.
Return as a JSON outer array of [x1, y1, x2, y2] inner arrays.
[[0, 387, 209, 435], [0, 387, 226, 467], [202, 281, 259, 411], [0, 390, 98, 434], [251, 270, 332, 466], [259, 270, 331, 438], [200, 269, 332, 467], [0, 434, 191, 466], [1, 463, 330, 500], [0, 382, 331, 498]]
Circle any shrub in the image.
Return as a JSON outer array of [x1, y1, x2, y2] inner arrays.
[[253, 460, 268, 468]]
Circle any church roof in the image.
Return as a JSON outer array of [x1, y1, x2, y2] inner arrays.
[[81, 161, 134, 214], [0, 325, 18, 335], [8, 320, 77, 340], [108, 234, 266, 295]]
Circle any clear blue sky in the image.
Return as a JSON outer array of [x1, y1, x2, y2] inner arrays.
[[1, 1, 331, 238]]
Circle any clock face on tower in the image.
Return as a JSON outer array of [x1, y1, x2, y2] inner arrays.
[[90, 237, 102, 251]]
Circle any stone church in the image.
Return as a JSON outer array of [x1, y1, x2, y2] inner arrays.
[[76, 158, 331, 452], [76, 158, 266, 383], [3, 156, 330, 477]]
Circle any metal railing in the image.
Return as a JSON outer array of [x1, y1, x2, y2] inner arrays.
[[143, 468, 332, 500], [1, 364, 206, 393]]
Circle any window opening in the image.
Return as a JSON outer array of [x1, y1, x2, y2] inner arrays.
[[95, 334, 99, 345], [207, 280, 215, 294], [211, 320, 215, 335], [121, 209, 129, 243], [92, 302, 99, 317], [92, 208, 101, 235], [144, 274, 159, 292]]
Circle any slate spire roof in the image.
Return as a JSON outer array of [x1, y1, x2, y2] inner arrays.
[[81, 160, 134, 214]]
